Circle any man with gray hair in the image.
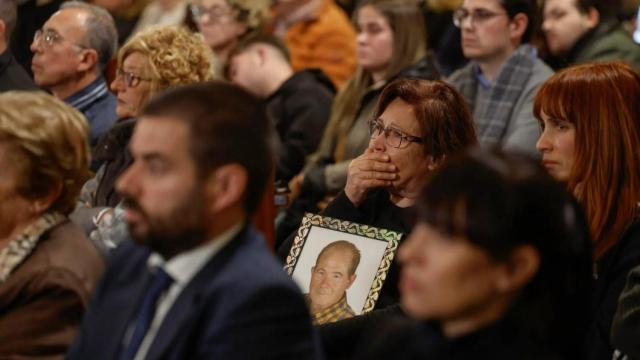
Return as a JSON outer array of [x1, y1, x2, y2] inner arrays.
[[30, 1, 118, 148], [0, 0, 36, 91]]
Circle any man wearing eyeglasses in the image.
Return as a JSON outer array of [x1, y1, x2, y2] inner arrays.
[[448, 0, 553, 157], [30, 1, 118, 152], [0, 0, 37, 92]]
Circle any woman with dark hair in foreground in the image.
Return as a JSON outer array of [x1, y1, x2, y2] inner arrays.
[[354, 148, 593, 359]]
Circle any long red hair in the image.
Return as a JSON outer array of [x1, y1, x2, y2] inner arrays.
[[534, 61, 640, 259]]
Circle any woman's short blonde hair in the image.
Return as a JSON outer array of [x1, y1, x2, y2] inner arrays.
[[0, 91, 90, 215], [118, 26, 215, 99]]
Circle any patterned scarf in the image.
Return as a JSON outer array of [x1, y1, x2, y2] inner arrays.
[[0, 212, 65, 283], [452, 44, 536, 147]]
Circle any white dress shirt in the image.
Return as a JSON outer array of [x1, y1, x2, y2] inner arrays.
[[128, 222, 243, 360]]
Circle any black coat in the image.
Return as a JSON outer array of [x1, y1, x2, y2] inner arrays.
[[586, 219, 640, 360], [267, 69, 335, 182], [353, 316, 564, 360], [0, 48, 37, 92]]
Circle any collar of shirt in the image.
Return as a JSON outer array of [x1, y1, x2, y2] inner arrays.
[[64, 76, 110, 112], [472, 45, 539, 89], [146, 221, 244, 286]]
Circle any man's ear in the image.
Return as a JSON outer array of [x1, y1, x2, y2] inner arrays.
[[347, 274, 357, 288], [585, 6, 600, 29], [494, 245, 540, 293], [77, 48, 99, 73], [204, 163, 248, 214], [509, 13, 529, 44]]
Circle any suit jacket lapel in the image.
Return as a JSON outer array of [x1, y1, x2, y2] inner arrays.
[[144, 226, 252, 360]]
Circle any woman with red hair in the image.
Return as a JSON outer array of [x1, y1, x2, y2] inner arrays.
[[534, 61, 640, 360]]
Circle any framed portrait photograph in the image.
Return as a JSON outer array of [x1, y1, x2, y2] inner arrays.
[[284, 213, 403, 325]]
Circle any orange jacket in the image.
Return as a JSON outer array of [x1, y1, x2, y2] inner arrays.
[[284, 0, 357, 88]]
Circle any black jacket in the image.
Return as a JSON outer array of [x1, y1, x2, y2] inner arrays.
[[0, 48, 37, 92], [353, 316, 564, 360], [267, 69, 335, 182], [586, 219, 640, 360]]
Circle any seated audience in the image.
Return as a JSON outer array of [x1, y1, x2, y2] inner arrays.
[[353, 148, 593, 360], [0, 0, 37, 91], [0, 91, 104, 357], [277, 0, 441, 247], [448, 0, 552, 156], [67, 81, 318, 360], [187, 0, 270, 74], [71, 25, 214, 254], [306, 240, 360, 324], [534, 61, 640, 360], [611, 263, 640, 360], [270, 0, 357, 88], [542, 0, 640, 70], [30, 1, 118, 149], [228, 32, 334, 182]]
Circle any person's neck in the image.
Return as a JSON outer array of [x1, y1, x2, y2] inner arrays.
[[214, 40, 237, 65], [388, 189, 418, 208], [263, 64, 294, 98], [440, 296, 511, 339], [50, 72, 99, 100], [476, 46, 517, 82], [0, 42, 7, 54], [205, 206, 246, 241], [371, 69, 387, 84]]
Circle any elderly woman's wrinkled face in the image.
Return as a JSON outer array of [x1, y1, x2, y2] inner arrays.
[[399, 222, 508, 327], [111, 52, 152, 120], [191, 0, 247, 54], [0, 143, 38, 243], [368, 98, 432, 196]]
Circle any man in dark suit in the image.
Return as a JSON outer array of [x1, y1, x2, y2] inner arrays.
[[67, 81, 319, 360], [0, 0, 37, 91]]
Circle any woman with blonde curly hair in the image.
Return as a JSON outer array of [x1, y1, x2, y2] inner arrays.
[[71, 25, 214, 253], [186, 0, 269, 71], [0, 91, 104, 357]]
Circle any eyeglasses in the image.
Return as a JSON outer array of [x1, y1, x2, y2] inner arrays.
[[453, 8, 508, 28], [33, 29, 88, 49], [115, 68, 151, 88], [367, 119, 423, 149], [189, 3, 233, 20]]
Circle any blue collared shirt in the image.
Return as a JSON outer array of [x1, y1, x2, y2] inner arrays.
[[64, 76, 117, 147]]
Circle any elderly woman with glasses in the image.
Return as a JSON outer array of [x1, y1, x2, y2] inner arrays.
[[0, 92, 104, 357], [186, 0, 269, 74], [279, 78, 477, 308], [71, 25, 214, 254]]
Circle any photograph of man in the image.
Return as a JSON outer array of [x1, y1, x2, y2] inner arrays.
[[306, 240, 360, 324]]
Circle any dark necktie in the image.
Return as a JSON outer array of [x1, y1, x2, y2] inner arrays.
[[120, 267, 173, 360]]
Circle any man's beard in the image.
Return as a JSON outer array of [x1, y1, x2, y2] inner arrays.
[[121, 190, 207, 259]]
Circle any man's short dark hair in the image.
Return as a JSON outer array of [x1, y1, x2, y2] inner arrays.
[[225, 32, 290, 79], [0, 0, 17, 42], [500, 0, 537, 43], [141, 81, 273, 214]]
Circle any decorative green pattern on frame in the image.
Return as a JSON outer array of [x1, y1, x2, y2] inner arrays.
[[284, 213, 402, 314]]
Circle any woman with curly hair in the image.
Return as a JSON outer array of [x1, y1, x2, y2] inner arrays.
[[71, 25, 214, 254], [186, 0, 269, 73]]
